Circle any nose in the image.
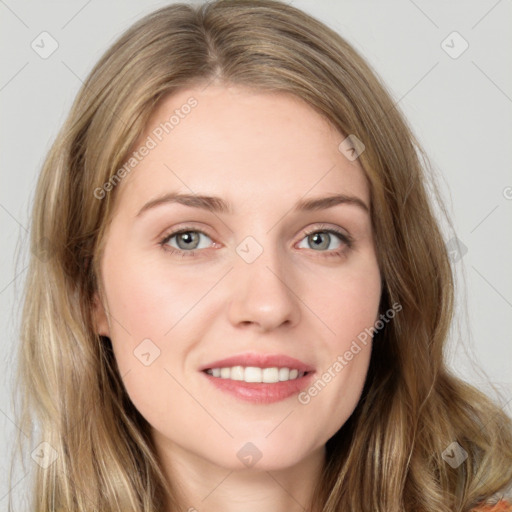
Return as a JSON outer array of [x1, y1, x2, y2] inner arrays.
[[226, 239, 301, 332]]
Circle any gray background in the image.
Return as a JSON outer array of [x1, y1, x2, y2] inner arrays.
[[1, 0, 511, 508]]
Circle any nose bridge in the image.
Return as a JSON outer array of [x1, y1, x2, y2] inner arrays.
[[226, 231, 300, 330]]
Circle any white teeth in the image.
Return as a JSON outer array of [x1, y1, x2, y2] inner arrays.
[[244, 367, 262, 382], [278, 367, 289, 381], [205, 366, 307, 383], [262, 367, 279, 383], [231, 366, 244, 381]]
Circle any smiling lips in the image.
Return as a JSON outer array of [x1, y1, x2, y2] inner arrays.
[[200, 352, 315, 403]]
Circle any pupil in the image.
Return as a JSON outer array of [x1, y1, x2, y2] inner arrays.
[[179, 232, 198, 249], [311, 232, 328, 250]]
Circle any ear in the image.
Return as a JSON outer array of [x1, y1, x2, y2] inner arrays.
[[92, 292, 110, 337]]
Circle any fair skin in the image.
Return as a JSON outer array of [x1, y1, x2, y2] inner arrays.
[[94, 83, 382, 512]]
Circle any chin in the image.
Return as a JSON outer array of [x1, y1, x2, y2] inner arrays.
[[202, 437, 323, 472]]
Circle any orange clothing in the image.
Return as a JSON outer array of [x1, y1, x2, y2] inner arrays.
[[474, 500, 512, 511]]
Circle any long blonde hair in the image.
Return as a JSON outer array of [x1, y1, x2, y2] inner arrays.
[[10, 1, 512, 510]]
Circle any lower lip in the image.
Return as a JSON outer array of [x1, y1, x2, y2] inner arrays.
[[201, 371, 315, 404]]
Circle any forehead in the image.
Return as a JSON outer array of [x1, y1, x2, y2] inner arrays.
[[114, 84, 370, 215]]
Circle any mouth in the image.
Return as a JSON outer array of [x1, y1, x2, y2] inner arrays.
[[199, 353, 315, 403], [203, 366, 311, 383]]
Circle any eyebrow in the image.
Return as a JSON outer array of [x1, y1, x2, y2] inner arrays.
[[136, 192, 369, 217]]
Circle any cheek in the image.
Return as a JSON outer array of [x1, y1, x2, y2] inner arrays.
[[100, 273, 191, 430], [311, 256, 382, 344], [100, 250, 227, 416], [102, 249, 213, 341], [296, 258, 381, 436]]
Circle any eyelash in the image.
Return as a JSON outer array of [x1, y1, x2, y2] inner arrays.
[[159, 224, 353, 259]]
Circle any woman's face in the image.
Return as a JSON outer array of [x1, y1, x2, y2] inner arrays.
[[94, 84, 382, 471]]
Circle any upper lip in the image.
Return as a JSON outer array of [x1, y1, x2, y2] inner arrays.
[[199, 352, 315, 373]]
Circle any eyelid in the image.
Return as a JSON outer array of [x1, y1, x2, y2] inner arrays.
[[300, 223, 353, 244], [159, 222, 353, 259], [159, 226, 215, 247], [159, 223, 214, 241]]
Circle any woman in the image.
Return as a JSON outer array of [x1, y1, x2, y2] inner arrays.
[[10, 0, 512, 510]]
